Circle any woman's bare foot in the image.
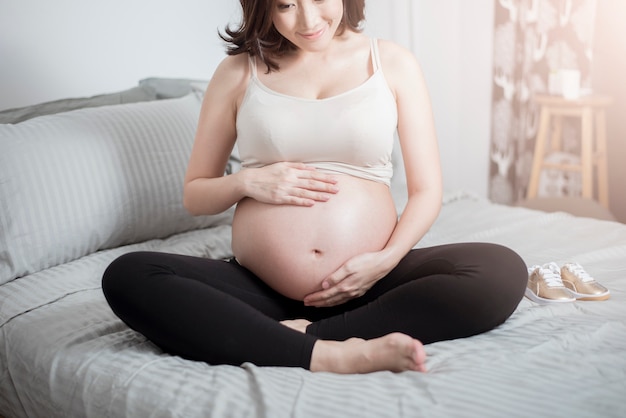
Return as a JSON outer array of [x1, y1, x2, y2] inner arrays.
[[310, 332, 426, 374], [280, 319, 312, 334]]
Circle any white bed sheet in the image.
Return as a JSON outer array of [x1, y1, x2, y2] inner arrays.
[[1, 192, 625, 418]]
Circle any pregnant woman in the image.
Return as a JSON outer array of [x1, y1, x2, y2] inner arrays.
[[102, 0, 527, 374]]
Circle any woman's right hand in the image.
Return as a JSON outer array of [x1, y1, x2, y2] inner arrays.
[[243, 162, 339, 206]]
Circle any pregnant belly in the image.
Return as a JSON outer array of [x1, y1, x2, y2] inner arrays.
[[231, 175, 398, 300]]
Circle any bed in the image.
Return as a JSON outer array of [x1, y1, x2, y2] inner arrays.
[[1, 80, 625, 418]]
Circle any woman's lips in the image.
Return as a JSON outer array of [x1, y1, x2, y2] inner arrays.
[[299, 27, 326, 40]]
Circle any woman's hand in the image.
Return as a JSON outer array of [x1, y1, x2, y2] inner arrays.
[[303, 251, 394, 307], [244, 162, 339, 206]]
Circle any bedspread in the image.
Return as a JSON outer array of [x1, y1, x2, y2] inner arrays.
[[1, 193, 625, 417]]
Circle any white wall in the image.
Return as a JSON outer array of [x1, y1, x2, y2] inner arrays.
[[366, 0, 495, 197], [593, 0, 626, 222], [0, 0, 240, 109], [410, 1, 494, 197], [0, 0, 495, 197]]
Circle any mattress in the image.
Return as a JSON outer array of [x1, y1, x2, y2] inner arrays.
[[1, 192, 625, 418]]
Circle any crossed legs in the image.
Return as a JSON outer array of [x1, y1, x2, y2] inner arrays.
[[102, 242, 527, 373]]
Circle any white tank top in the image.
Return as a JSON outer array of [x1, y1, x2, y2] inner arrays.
[[235, 38, 397, 186]]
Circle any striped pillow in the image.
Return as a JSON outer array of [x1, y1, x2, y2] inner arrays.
[[0, 94, 233, 284]]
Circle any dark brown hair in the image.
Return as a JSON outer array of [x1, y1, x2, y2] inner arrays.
[[220, 0, 366, 72]]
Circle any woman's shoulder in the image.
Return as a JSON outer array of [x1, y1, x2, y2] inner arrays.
[[375, 39, 423, 92], [206, 54, 251, 101], [212, 54, 250, 85], [376, 39, 420, 71]]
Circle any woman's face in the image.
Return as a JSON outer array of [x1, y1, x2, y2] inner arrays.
[[271, 0, 344, 52]]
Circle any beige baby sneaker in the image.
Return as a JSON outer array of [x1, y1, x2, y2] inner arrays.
[[560, 262, 610, 301], [525, 262, 576, 304]]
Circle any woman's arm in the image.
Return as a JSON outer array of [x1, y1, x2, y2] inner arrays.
[[183, 54, 249, 216], [377, 39, 443, 268], [304, 40, 442, 307]]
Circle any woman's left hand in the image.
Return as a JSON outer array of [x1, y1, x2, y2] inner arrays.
[[303, 251, 392, 307]]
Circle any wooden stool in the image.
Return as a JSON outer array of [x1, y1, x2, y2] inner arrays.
[[527, 94, 612, 208]]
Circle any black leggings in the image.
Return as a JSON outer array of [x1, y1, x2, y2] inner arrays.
[[102, 242, 527, 369]]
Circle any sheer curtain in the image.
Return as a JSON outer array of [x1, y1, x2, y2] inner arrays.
[[489, 0, 598, 205]]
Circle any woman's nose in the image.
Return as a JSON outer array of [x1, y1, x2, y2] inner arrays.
[[298, 2, 319, 30]]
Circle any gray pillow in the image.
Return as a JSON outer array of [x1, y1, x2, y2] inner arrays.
[[139, 77, 209, 99], [0, 85, 158, 124], [0, 94, 233, 284]]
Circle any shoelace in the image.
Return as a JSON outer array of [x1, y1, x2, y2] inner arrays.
[[529, 263, 564, 288], [564, 263, 594, 283]]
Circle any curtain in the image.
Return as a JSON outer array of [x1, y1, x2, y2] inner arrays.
[[489, 0, 598, 204]]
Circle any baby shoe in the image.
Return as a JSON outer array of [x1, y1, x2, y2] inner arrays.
[[525, 262, 576, 304], [560, 262, 610, 301]]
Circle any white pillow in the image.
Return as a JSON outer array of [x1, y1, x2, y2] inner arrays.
[[0, 94, 233, 284]]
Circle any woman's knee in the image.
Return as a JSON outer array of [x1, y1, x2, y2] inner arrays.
[[438, 243, 526, 324], [470, 243, 527, 320], [477, 243, 527, 289], [102, 251, 154, 305]]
